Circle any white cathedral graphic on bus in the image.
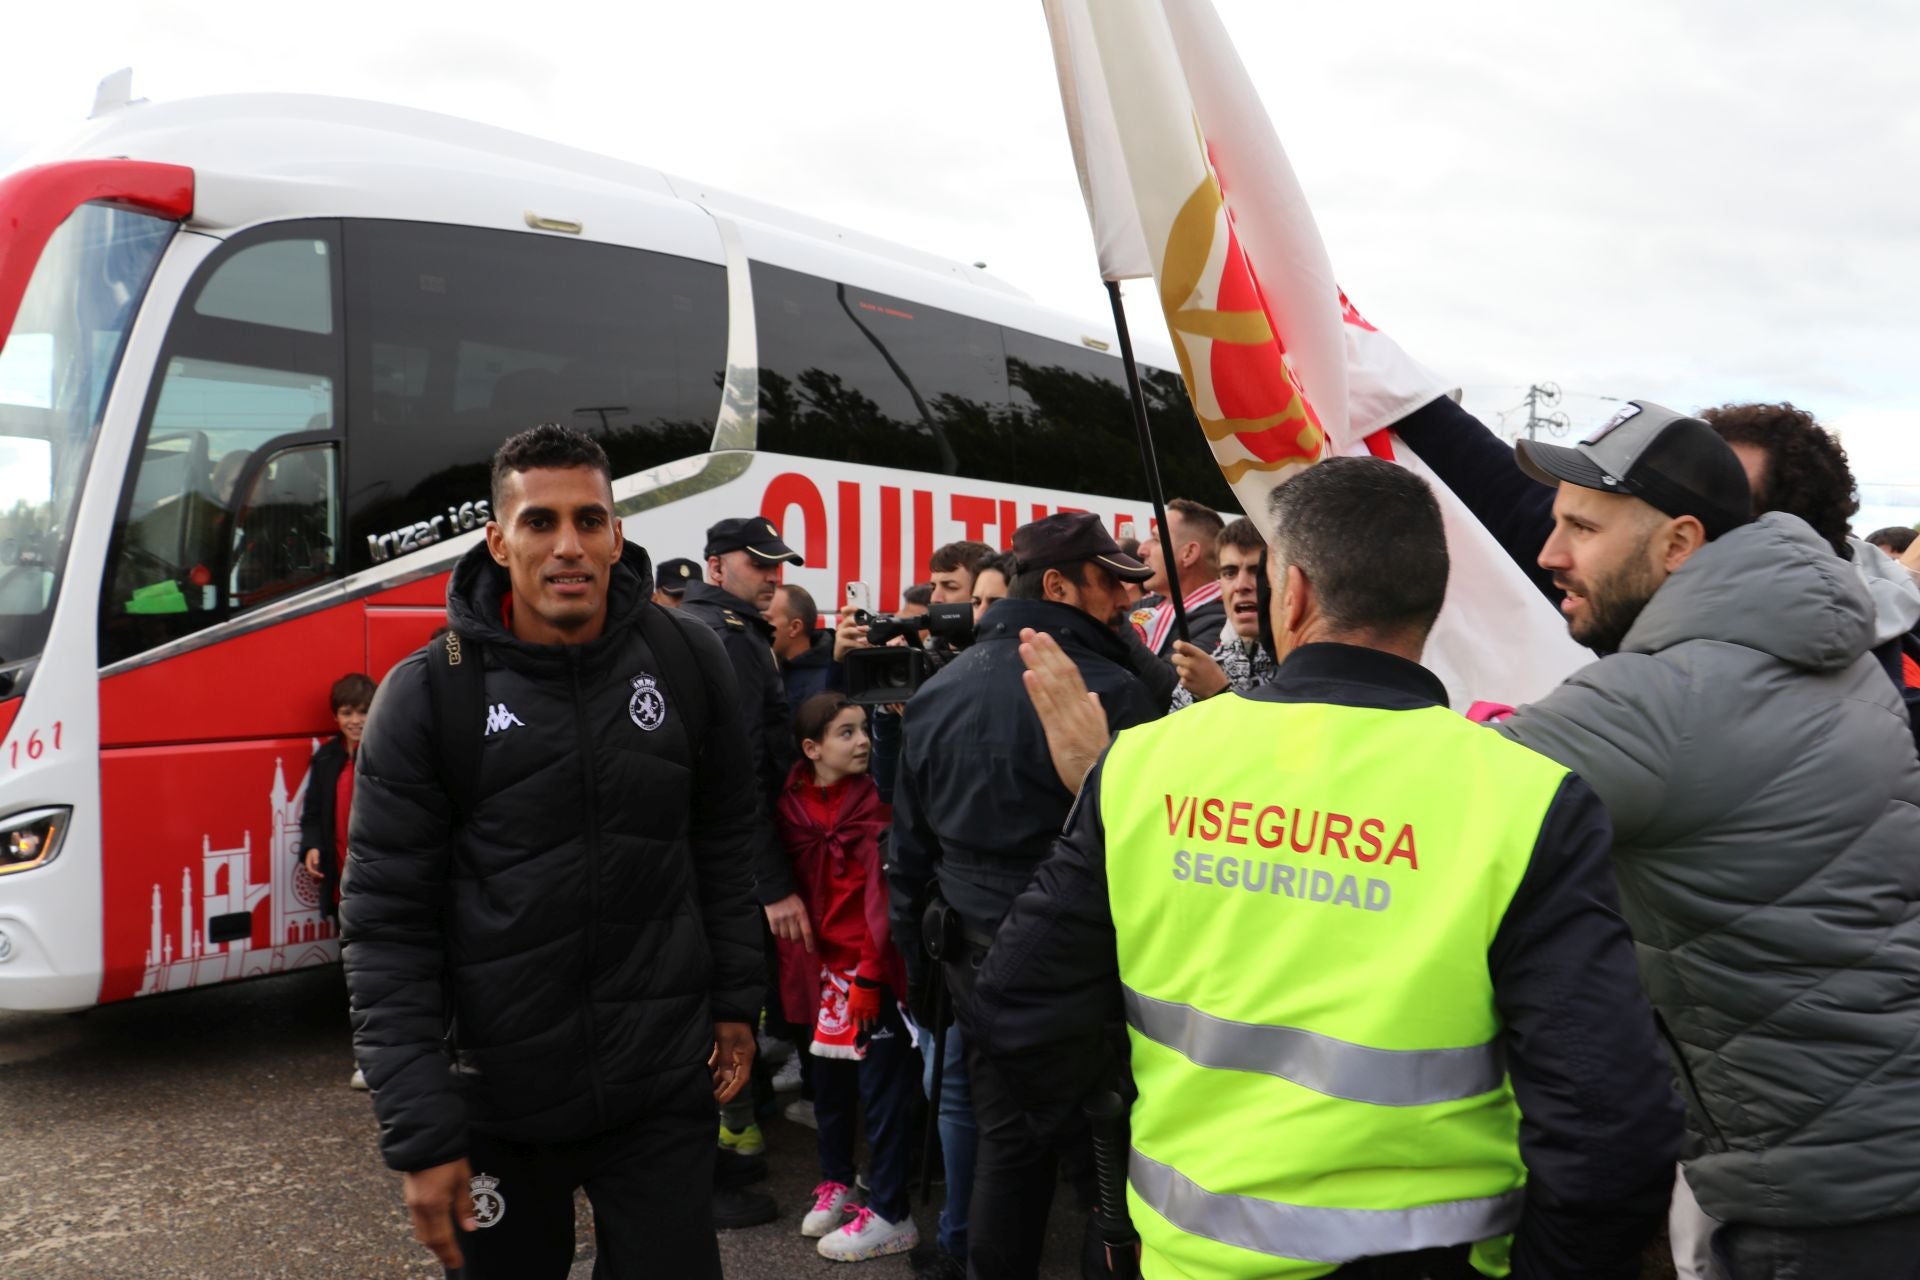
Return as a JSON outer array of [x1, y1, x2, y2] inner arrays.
[[136, 748, 339, 997]]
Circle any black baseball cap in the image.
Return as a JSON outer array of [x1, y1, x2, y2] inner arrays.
[[1516, 400, 1752, 540], [704, 516, 803, 566], [1011, 512, 1153, 583], [655, 557, 700, 596]]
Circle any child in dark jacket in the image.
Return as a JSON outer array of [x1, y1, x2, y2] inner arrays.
[[298, 671, 374, 1088], [775, 693, 919, 1263]]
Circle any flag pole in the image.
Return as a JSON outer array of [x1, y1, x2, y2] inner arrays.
[[1106, 278, 1189, 645]]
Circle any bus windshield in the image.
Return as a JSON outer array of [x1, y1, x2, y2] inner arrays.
[[0, 203, 173, 669]]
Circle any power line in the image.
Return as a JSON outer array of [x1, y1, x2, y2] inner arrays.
[[1471, 383, 1625, 442], [1521, 383, 1570, 442]]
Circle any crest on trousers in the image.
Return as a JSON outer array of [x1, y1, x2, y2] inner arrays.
[[470, 1173, 506, 1228], [629, 673, 667, 732]]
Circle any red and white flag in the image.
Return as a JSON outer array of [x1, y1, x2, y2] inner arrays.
[[1042, 0, 1587, 707]]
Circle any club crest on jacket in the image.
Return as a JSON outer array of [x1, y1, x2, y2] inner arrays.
[[629, 674, 667, 732], [469, 1173, 505, 1228]]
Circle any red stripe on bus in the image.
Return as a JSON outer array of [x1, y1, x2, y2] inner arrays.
[[0, 160, 194, 356], [837, 481, 861, 615], [951, 493, 994, 546], [913, 491, 934, 601], [880, 486, 903, 611], [762, 472, 827, 572], [0, 697, 18, 745]]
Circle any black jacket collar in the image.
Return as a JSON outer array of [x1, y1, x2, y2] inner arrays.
[[681, 581, 774, 638], [1248, 642, 1450, 712], [785, 627, 836, 671], [444, 542, 650, 669], [974, 598, 1133, 666]]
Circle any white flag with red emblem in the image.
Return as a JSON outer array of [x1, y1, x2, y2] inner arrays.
[[1041, 0, 1588, 708]]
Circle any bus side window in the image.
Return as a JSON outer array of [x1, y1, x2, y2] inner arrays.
[[101, 223, 344, 666], [1003, 329, 1235, 512], [752, 263, 1014, 482], [1138, 364, 1232, 513], [1004, 331, 1142, 503], [343, 221, 727, 569]]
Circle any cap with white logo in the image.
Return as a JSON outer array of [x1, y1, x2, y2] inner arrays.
[[704, 516, 804, 566], [1515, 400, 1753, 540]]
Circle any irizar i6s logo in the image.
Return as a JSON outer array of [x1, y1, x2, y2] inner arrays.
[[366, 499, 492, 563]]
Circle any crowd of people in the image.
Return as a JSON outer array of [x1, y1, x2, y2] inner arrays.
[[326, 403, 1920, 1280]]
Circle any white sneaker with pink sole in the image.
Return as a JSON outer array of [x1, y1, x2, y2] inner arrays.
[[816, 1206, 919, 1261]]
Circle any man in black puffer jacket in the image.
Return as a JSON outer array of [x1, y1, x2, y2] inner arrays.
[[889, 512, 1160, 1280], [343, 425, 762, 1280]]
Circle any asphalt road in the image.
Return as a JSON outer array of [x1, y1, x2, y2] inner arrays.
[[0, 965, 1088, 1279], [1, 966, 1679, 1279]]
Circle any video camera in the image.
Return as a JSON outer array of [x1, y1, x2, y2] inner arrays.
[[845, 602, 975, 705]]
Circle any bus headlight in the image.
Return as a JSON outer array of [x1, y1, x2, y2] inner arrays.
[[0, 808, 69, 876]]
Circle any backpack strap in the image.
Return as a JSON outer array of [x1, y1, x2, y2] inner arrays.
[[639, 603, 710, 756], [425, 628, 486, 819]]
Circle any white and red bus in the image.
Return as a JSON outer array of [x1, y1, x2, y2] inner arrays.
[[0, 89, 1228, 1012]]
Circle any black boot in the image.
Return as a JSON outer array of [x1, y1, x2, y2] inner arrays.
[[714, 1147, 768, 1188], [908, 1241, 966, 1279], [712, 1185, 778, 1230]]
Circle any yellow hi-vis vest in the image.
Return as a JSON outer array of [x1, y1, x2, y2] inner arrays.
[[1099, 690, 1571, 1280]]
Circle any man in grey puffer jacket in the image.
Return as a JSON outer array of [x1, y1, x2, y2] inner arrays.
[[1495, 402, 1920, 1278]]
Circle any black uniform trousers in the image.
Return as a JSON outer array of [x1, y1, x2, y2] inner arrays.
[[948, 955, 1101, 1280], [447, 1104, 720, 1280]]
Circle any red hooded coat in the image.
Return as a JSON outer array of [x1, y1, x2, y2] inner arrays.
[[773, 761, 909, 1027]]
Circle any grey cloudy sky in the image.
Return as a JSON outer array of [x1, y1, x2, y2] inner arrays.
[[4, 0, 1914, 523]]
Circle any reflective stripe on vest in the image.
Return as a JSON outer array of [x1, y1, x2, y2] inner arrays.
[[1131, 1148, 1526, 1264], [1124, 985, 1506, 1107]]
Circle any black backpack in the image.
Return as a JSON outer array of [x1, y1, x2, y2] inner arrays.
[[423, 603, 710, 818]]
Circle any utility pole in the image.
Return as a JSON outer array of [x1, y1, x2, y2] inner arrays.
[[1523, 383, 1571, 441]]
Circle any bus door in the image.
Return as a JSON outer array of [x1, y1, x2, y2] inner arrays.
[[90, 219, 356, 1005], [0, 161, 191, 1010]]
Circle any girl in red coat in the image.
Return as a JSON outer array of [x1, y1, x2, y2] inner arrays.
[[777, 693, 919, 1262]]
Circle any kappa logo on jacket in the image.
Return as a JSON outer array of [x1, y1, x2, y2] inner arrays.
[[484, 702, 525, 736]]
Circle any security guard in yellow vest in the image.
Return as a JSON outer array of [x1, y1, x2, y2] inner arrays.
[[973, 459, 1680, 1280]]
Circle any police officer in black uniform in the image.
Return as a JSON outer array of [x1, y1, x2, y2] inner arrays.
[[680, 516, 805, 924], [890, 513, 1161, 1280], [653, 556, 701, 608], [678, 516, 809, 1226]]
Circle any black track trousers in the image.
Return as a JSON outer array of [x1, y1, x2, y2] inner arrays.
[[446, 1108, 720, 1280]]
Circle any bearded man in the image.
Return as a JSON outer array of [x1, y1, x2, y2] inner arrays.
[[1487, 403, 1920, 1278]]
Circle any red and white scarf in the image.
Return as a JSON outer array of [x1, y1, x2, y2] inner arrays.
[[810, 966, 864, 1061], [1145, 580, 1223, 654]]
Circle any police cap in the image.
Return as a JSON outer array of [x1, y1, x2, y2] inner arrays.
[[704, 516, 804, 566], [1011, 512, 1152, 583]]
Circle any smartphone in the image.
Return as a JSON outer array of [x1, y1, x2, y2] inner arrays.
[[1118, 520, 1138, 542], [845, 581, 873, 616]]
